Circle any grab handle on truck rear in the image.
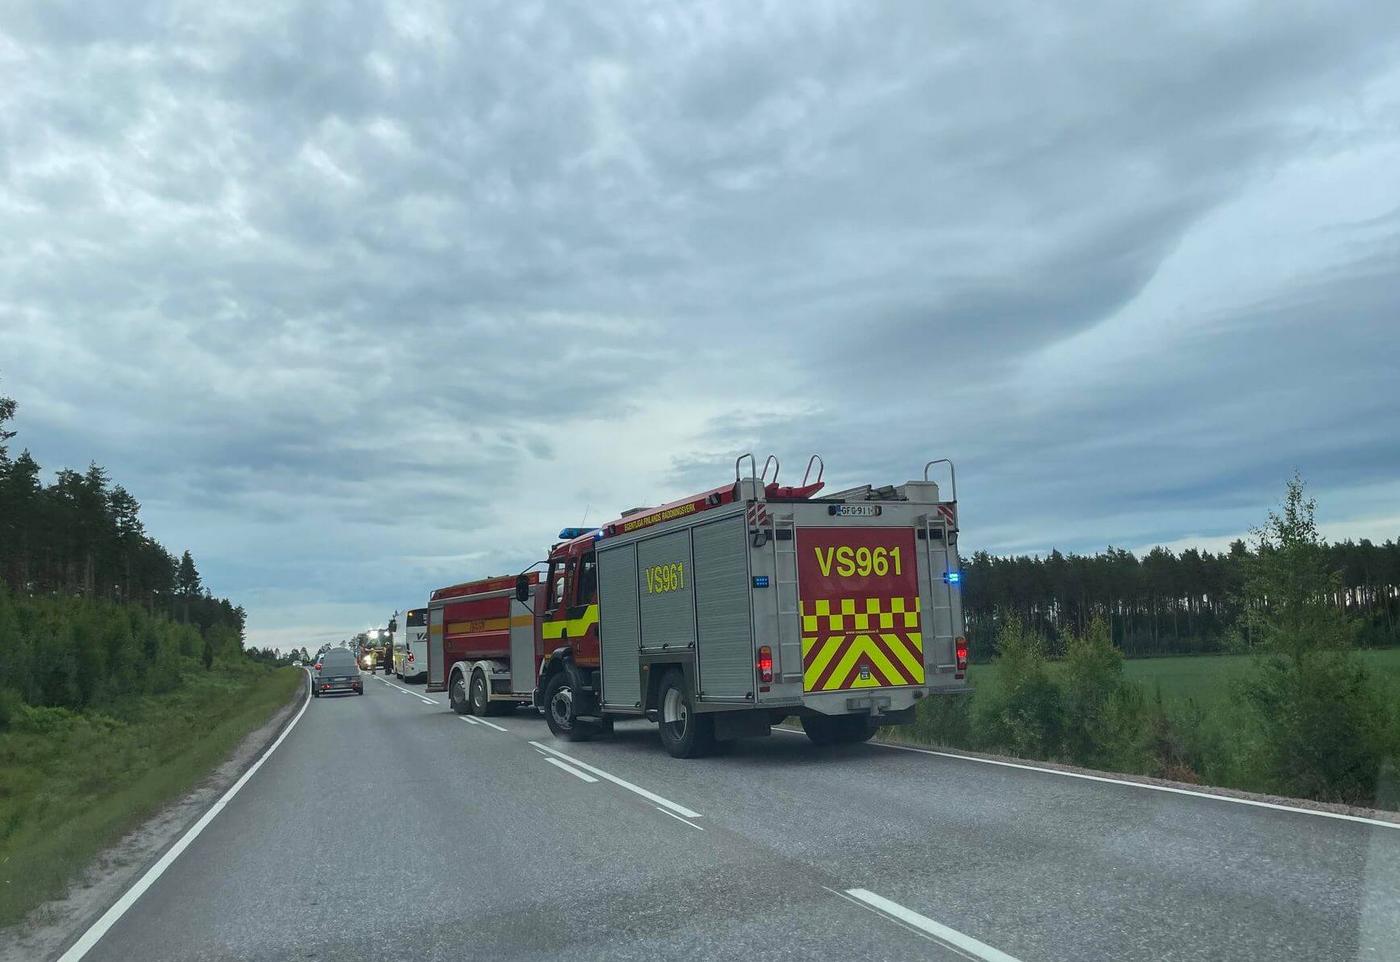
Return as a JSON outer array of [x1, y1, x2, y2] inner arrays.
[[923, 458, 957, 502], [735, 452, 757, 485]]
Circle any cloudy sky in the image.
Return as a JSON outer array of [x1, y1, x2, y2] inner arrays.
[[3, 2, 1399, 652]]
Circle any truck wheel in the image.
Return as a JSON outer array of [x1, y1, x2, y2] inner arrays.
[[449, 672, 470, 715], [469, 670, 490, 716], [656, 670, 714, 759], [543, 670, 594, 741]]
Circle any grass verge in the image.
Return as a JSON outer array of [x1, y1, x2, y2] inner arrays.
[[0, 663, 302, 927], [886, 648, 1400, 807]]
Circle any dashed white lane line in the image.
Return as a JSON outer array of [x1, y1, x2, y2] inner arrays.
[[544, 757, 598, 782], [377, 676, 437, 705], [838, 888, 1022, 962], [655, 806, 705, 830], [57, 670, 315, 962], [773, 727, 1400, 831], [529, 741, 702, 820], [460, 715, 480, 726], [473, 717, 508, 732]]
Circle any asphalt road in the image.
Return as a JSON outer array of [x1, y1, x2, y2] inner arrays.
[[67, 671, 1400, 962]]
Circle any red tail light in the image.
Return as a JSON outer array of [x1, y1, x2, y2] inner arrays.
[[757, 645, 773, 684], [407, 652, 414, 663], [314, 662, 323, 671], [955, 637, 968, 677]]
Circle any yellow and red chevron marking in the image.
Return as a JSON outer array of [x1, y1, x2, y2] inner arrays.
[[800, 596, 924, 692]]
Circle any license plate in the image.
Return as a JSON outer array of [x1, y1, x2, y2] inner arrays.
[[832, 504, 881, 517]]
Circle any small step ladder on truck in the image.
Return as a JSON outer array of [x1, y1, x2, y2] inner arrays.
[[520, 454, 969, 757]]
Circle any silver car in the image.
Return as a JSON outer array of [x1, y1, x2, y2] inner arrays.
[[311, 648, 363, 697]]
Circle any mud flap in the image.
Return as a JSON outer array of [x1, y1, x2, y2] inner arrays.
[[713, 710, 773, 741]]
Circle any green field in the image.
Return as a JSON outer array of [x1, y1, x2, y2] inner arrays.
[[964, 647, 1400, 709], [0, 664, 302, 927]]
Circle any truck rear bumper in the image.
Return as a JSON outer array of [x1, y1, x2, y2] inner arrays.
[[779, 686, 924, 716]]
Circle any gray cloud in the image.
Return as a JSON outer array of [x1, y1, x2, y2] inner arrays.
[[3, 1, 1399, 647]]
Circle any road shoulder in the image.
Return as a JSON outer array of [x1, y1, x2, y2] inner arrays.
[[866, 733, 1400, 826], [0, 674, 309, 962]]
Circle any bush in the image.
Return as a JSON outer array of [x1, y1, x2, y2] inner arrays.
[[1236, 476, 1394, 804], [1061, 617, 1147, 769], [1240, 651, 1389, 804], [979, 617, 1064, 758], [0, 688, 21, 731], [900, 690, 975, 749]]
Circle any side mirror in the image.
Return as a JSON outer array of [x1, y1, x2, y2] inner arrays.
[[388, 618, 398, 633], [515, 574, 530, 604]]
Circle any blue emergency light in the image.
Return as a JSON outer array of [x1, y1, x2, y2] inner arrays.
[[944, 570, 962, 585], [557, 527, 599, 540], [752, 576, 770, 588]]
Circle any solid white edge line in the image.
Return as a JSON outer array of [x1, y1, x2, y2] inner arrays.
[[772, 728, 1400, 830], [544, 757, 598, 783], [843, 889, 1021, 962], [655, 806, 705, 830], [528, 741, 702, 819], [473, 717, 508, 732], [57, 669, 314, 962]]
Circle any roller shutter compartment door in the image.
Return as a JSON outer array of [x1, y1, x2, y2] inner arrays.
[[692, 516, 753, 699], [598, 544, 642, 708]]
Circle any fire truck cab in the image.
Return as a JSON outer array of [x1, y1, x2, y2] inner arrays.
[[525, 454, 968, 757]]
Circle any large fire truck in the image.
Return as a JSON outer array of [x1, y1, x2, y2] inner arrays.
[[429, 454, 967, 757], [425, 572, 544, 710]]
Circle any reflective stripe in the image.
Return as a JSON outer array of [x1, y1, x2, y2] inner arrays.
[[542, 604, 599, 640], [801, 596, 923, 691]]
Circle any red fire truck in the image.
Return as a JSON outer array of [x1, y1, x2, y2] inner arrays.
[[425, 572, 545, 713], [430, 454, 968, 757]]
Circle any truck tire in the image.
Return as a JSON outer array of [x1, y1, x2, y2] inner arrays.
[[543, 669, 595, 741], [312, 687, 320, 699], [449, 672, 470, 715], [802, 714, 874, 746], [656, 670, 715, 759], [469, 670, 490, 716]]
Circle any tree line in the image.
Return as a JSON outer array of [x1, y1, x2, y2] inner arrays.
[[962, 535, 1400, 660], [0, 391, 243, 636], [0, 386, 249, 718]]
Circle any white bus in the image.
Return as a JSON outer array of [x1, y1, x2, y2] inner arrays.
[[391, 607, 428, 683]]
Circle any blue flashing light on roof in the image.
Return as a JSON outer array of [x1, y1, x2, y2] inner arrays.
[[558, 527, 600, 541], [944, 570, 962, 585]]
